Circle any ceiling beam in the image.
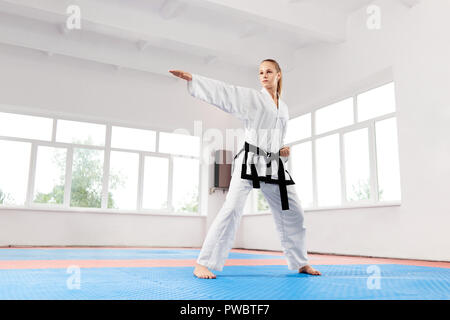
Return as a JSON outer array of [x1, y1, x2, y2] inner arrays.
[[191, 0, 347, 43], [0, 0, 296, 71], [398, 0, 421, 8]]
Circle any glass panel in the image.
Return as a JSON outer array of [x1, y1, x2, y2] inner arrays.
[[315, 98, 353, 134], [56, 120, 105, 146], [358, 82, 396, 122], [159, 132, 200, 157], [284, 113, 311, 144], [111, 126, 156, 152], [108, 151, 139, 210], [0, 140, 31, 205], [256, 189, 269, 212], [0, 112, 52, 141], [142, 156, 169, 209], [70, 148, 104, 208], [172, 157, 199, 213], [33, 146, 67, 205], [376, 118, 401, 201], [343, 128, 371, 202], [316, 134, 341, 206], [290, 141, 313, 208]]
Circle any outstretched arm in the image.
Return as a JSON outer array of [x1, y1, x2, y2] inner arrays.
[[169, 70, 192, 81], [169, 69, 255, 121]]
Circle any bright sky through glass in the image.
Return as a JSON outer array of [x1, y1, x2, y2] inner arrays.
[[143, 156, 169, 209], [358, 82, 396, 122], [285, 113, 311, 144], [33, 146, 66, 204], [316, 134, 341, 206], [111, 126, 156, 152], [56, 120, 105, 146], [0, 140, 31, 205], [108, 151, 139, 209], [159, 132, 200, 157], [315, 98, 353, 135], [344, 128, 371, 202], [376, 117, 401, 201], [0, 112, 52, 141], [290, 141, 313, 208]]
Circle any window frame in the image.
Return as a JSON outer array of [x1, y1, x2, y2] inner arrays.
[[0, 108, 203, 216]]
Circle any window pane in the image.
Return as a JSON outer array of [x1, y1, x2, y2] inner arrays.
[[290, 141, 313, 208], [108, 151, 139, 209], [56, 120, 105, 146], [316, 134, 341, 206], [159, 132, 200, 157], [111, 126, 156, 152], [70, 148, 104, 208], [285, 113, 311, 144], [0, 112, 52, 141], [315, 98, 353, 135], [256, 189, 269, 212], [142, 156, 168, 209], [33, 146, 66, 205], [172, 157, 199, 213], [376, 118, 401, 201], [344, 128, 371, 202], [358, 83, 396, 122], [0, 140, 31, 205]]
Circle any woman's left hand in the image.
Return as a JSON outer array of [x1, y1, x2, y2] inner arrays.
[[280, 146, 290, 157]]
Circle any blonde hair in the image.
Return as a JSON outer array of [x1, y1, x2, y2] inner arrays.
[[261, 58, 282, 98]]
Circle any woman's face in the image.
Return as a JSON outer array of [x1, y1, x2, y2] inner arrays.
[[259, 61, 280, 91]]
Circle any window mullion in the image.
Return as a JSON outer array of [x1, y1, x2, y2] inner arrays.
[[311, 112, 318, 208], [101, 125, 112, 209], [64, 147, 74, 208], [25, 143, 38, 207], [137, 153, 144, 211], [368, 121, 379, 202], [339, 133, 347, 206], [168, 155, 174, 212]]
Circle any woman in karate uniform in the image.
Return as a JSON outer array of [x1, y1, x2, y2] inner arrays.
[[170, 59, 321, 279]]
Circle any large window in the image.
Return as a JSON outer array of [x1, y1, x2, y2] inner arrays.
[[0, 111, 201, 214], [252, 81, 401, 213]]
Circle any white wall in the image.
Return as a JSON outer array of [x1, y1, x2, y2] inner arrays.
[[237, 0, 450, 261], [0, 42, 250, 247]]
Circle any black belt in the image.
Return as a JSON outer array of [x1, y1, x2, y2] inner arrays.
[[233, 141, 294, 211]]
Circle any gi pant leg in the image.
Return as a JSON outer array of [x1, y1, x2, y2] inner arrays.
[[196, 154, 253, 271], [260, 182, 309, 270]]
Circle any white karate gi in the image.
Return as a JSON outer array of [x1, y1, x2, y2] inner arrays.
[[187, 74, 309, 271]]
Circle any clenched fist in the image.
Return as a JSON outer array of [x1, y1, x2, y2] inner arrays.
[[169, 70, 192, 81], [280, 146, 290, 157]]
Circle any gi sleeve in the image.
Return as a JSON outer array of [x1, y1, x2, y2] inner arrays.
[[187, 73, 255, 121]]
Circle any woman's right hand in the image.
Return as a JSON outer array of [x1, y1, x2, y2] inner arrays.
[[169, 70, 192, 81]]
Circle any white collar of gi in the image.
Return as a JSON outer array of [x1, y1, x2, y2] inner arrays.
[[260, 87, 282, 109]]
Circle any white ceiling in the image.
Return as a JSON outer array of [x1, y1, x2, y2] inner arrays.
[[0, 0, 404, 77]]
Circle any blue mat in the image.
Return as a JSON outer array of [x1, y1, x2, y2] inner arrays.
[[0, 249, 283, 260], [0, 264, 449, 300]]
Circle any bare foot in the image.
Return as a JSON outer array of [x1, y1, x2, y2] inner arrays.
[[299, 265, 322, 276], [193, 263, 216, 279]]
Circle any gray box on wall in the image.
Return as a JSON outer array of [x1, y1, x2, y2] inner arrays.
[[214, 150, 232, 188]]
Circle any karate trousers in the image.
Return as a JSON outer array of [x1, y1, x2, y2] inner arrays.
[[196, 152, 309, 272]]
